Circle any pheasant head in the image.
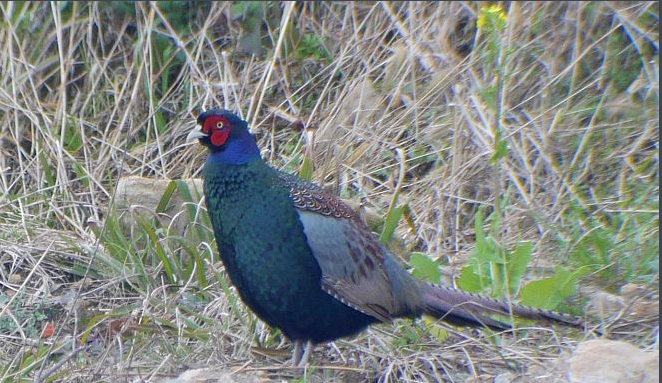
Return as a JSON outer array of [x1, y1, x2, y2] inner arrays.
[[187, 109, 260, 164]]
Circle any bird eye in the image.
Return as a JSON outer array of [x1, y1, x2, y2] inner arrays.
[[216, 121, 224, 129]]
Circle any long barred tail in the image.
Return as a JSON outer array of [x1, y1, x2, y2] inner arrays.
[[419, 281, 584, 331]]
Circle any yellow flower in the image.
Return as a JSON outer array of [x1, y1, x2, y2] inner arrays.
[[477, 4, 508, 30]]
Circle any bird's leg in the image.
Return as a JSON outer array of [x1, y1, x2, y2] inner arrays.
[[291, 340, 304, 366], [296, 340, 314, 367]]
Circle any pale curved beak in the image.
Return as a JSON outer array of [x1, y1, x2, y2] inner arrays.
[[186, 127, 207, 142]]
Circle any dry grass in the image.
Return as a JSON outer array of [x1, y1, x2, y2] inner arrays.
[[0, 2, 658, 382]]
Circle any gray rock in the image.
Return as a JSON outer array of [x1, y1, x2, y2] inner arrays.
[[567, 339, 659, 383]]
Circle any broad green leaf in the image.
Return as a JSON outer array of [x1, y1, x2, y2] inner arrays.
[[457, 265, 484, 293], [519, 276, 560, 309], [520, 266, 581, 310], [506, 242, 533, 293], [409, 252, 441, 283], [471, 237, 503, 263], [556, 266, 582, 298]]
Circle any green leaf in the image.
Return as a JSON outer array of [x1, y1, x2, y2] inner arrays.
[[520, 276, 559, 309], [589, 229, 611, 263], [474, 207, 487, 254], [155, 109, 168, 135], [520, 266, 582, 310], [457, 265, 484, 293], [156, 180, 178, 215], [409, 252, 441, 283], [472, 236, 503, 264], [380, 148, 407, 244], [64, 119, 83, 152], [73, 161, 90, 187], [472, 208, 501, 263], [379, 205, 404, 244], [38, 150, 56, 190], [480, 85, 499, 111], [137, 216, 177, 285], [423, 316, 449, 342], [298, 150, 314, 181], [490, 139, 509, 163], [506, 242, 533, 293], [175, 180, 210, 244], [294, 33, 333, 62], [231, 1, 263, 20]]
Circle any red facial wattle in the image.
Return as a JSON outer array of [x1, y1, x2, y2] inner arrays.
[[211, 128, 230, 146], [203, 116, 231, 146]]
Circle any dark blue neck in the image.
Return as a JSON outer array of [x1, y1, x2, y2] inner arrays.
[[207, 131, 261, 165]]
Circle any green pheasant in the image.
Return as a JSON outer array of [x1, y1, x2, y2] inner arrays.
[[188, 109, 583, 366]]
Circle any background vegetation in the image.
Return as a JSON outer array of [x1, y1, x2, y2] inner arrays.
[[0, 2, 658, 382]]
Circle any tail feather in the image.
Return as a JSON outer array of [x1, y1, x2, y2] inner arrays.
[[419, 282, 584, 331]]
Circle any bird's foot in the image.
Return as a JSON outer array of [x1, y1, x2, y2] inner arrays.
[[298, 340, 314, 367], [291, 340, 304, 366], [291, 340, 314, 367]]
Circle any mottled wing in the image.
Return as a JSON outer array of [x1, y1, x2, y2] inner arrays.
[[281, 173, 357, 219], [281, 174, 421, 321]]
